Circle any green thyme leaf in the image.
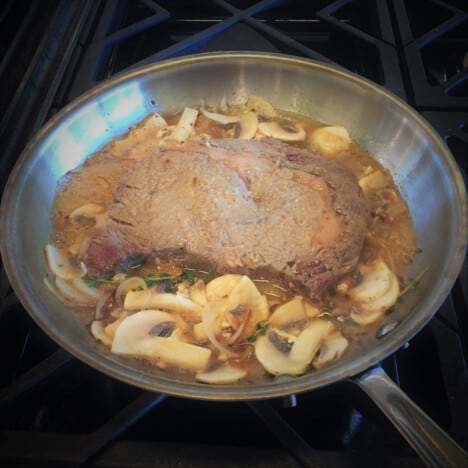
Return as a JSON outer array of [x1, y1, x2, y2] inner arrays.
[[245, 322, 269, 343], [398, 266, 430, 299]]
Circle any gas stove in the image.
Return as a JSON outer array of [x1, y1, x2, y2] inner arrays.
[[0, 1, 467, 467]]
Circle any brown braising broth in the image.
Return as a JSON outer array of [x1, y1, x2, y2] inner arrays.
[[48, 100, 419, 383]]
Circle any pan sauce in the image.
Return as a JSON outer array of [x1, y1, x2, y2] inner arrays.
[[45, 96, 419, 384]]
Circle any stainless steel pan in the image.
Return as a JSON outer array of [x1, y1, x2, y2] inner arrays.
[[1, 53, 467, 465]]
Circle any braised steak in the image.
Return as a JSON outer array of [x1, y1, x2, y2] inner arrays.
[[79, 138, 371, 299]]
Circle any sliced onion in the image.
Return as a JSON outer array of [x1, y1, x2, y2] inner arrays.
[[72, 278, 101, 300], [115, 276, 147, 306], [45, 244, 86, 280], [55, 277, 95, 305], [202, 302, 238, 358], [95, 288, 113, 320], [196, 364, 247, 384], [227, 320, 246, 344], [201, 108, 241, 125]]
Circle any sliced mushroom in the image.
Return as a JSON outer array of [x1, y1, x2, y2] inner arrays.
[[124, 289, 202, 322], [45, 244, 86, 280], [169, 107, 199, 143], [246, 95, 277, 118], [237, 111, 258, 140], [104, 310, 131, 341], [349, 259, 400, 325], [205, 274, 243, 301], [289, 320, 334, 363], [269, 296, 306, 328], [350, 308, 386, 325], [258, 121, 306, 141], [312, 332, 349, 369], [69, 203, 105, 221], [115, 276, 147, 305], [360, 273, 400, 315], [111, 310, 211, 371], [358, 170, 386, 194], [196, 364, 247, 384], [309, 125, 351, 156], [189, 279, 207, 306], [255, 319, 333, 376], [142, 112, 167, 128], [349, 259, 396, 304], [91, 320, 113, 347]]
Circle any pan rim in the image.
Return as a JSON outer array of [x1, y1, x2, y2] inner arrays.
[[1, 51, 467, 400]]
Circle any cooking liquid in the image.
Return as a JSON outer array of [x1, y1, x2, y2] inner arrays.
[[50, 106, 419, 380]]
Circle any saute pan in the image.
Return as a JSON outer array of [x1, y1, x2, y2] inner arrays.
[[1, 53, 467, 465]]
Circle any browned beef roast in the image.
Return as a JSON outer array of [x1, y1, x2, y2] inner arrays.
[[79, 138, 371, 299]]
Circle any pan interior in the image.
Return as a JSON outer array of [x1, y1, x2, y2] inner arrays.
[[1, 53, 466, 399]]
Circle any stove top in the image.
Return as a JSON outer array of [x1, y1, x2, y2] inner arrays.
[[0, 1, 467, 467]]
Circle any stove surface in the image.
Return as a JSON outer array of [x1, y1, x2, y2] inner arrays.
[[0, 1, 467, 467]]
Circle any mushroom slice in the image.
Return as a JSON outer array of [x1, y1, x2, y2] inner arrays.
[[112, 310, 211, 371], [201, 108, 241, 125], [189, 279, 207, 307], [196, 364, 247, 384], [70, 203, 105, 221], [360, 273, 400, 315], [104, 310, 131, 341], [169, 107, 199, 143], [269, 296, 306, 328], [205, 274, 243, 301], [91, 320, 113, 347], [237, 111, 258, 140], [258, 121, 305, 141], [358, 170, 386, 194], [309, 125, 351, 156], [312, 332, 349, 369], [255, 330, 307, 376], [349, 259, 395, 304], [246, 95, 277, 118], [115, 276, 147, 305], [350, 308, 385, 326], [255, 319, 333, 376], [45, 244, 86, 279], [142, 112, 167, 128], [289, 320, 334, 363], [124, 290, 202, 322]]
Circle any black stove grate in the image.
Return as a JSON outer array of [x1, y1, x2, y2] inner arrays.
[[0, 1, 467, 467]]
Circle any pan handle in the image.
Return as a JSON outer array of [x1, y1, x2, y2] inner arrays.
[[353, 365, 468, 468]]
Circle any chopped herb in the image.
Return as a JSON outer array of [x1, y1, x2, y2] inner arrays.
[[143, 269, 197, 287], [245, 322, 269, 343], [398, 266, 430, 299], [83, 268, 197, 289], [83, 274, 119, 288]]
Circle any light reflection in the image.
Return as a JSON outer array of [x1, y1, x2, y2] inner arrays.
[[45, 81, 148, 180]]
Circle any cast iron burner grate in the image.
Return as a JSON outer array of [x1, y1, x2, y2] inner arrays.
[[0, 1, 467, 467]]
